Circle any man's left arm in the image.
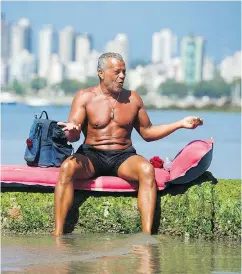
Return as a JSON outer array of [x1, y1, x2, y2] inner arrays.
[[134, 97, 203, 142]]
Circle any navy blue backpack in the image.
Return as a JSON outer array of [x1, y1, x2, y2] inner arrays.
[[24, 111, 73, 167]]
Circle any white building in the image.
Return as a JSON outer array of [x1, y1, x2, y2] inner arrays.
[[9, 49, 35, 83], [128, 63, 167, 92], [152, 28, 177, 65], [202, 57, 215, 81], [219, 51, 241, 83], [145, 63, 167, 91], [38, 25, 54, 78], [11, 17, 32, 59], [47, 54, 63, 85], [152, 32, 161, 64], [1, 13, 10, 61], [128, 66, 147, 90], [66, 61, 87, 82], [1, 59, 9, 86], [11, 24, 22, 59], [75, 34, 91, 63], [59, 26, 75, 65], [105, 33, 129, 66], [167, 57, 183, 82], [87, 50, 102, 77]]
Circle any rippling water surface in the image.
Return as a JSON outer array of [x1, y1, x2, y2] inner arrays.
[[1, 233, 241, 274]]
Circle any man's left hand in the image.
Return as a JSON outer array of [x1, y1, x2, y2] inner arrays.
[[181, 116, 203, 129]]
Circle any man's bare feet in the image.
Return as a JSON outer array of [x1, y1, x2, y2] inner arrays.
[[53, 230, 63, 237]]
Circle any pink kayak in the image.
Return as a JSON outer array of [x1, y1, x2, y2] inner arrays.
[[0, 139, 214, 192]]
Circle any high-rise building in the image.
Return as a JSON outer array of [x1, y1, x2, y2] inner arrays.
[[202, 57, 215, 81], [152, 29, 177, 65], [19, 18, 32, 52], [1, 13, 10, 61], [181, 35, 205, 85], [105, 33, 129, 66], [167, 57, 183, 82], [47, 54, 63, 85], [87, 50, 102, 77], [66, 61, 87, 82], [10, 17, 32, 59], [87, 34, 94, 51], [75, 34, 91, 62], [1, 58, 9, 86], [59, 26, 75, 65], [38, 25, 54, 78], [152, 32, 161, 64], [9, 49, 35, 83]]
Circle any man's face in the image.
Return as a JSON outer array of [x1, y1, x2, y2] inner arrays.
[[100, 58, 126, 93]]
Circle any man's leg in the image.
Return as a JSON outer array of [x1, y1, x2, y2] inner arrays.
[[54, 153, 95, 236], [117, 155, 157, 234]]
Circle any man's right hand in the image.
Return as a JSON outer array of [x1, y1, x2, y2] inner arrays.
[[57, 122, 81, 132], [57, 122, 81, 142]]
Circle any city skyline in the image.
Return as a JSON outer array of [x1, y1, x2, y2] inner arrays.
[[2, 1, 241, 63]]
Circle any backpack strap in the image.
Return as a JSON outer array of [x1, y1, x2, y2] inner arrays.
[[39, 111, 49, 120]]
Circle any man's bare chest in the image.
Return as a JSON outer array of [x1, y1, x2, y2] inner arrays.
[[86, 100, 138, 129]]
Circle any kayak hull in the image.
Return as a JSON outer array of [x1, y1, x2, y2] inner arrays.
[[0, 139, 214, 192]]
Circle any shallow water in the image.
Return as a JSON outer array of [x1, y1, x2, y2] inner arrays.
[[1, 233, 241, 273]]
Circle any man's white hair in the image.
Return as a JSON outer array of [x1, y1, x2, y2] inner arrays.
[[97, 52, 124, 72]]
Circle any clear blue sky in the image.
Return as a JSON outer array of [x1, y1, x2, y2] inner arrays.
[[2, 1, 241, 63]]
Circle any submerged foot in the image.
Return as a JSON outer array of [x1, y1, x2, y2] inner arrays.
[[53, 230, 63, 237], [128, 232, 159, 246]]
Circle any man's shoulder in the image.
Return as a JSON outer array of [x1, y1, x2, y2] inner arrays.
[[77, 86, 98, 95], [125, 89, 143, 105], [72, 86, 98, 106], [122, 88, 140, 98], [76, 86, 98, 99]]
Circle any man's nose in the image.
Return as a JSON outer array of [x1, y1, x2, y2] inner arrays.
[[119, 72, 125, 79]]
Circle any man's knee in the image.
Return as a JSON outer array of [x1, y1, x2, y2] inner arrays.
[[59, 159, 76, 184], [138, 162, 155, 186]]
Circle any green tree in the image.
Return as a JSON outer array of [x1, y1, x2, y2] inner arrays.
[[31, 77, 47, 91], [12, 80, 24, 95], [194, 71, 231, 98], [136, 85, 148, 96], [158, 80, 189, 98], [86, 77, 99, 87], [85, 76, 129, 89], [193, 81, 230, 98], [60, 79, 86, 94]]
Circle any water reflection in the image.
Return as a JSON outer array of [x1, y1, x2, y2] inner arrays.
[[130, 244, 160, 274], [52, 233, 160, 274], [1, 233, 241, 274]]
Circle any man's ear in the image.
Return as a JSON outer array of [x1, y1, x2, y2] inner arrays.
[[98, 69, 104, 80]]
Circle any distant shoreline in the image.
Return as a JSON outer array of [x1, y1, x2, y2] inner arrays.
[[146, 106, 241, 113], [1, 92, 241, 113], [2, 102, 241, 113]]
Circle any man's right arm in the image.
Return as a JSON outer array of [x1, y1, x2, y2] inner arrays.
[[65, 90, 88, 142]]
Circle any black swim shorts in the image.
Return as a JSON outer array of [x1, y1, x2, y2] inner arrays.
[[76, 144, 137, 177]]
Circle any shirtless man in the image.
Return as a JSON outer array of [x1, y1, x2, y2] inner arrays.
[[54, 52, 203, 236]]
